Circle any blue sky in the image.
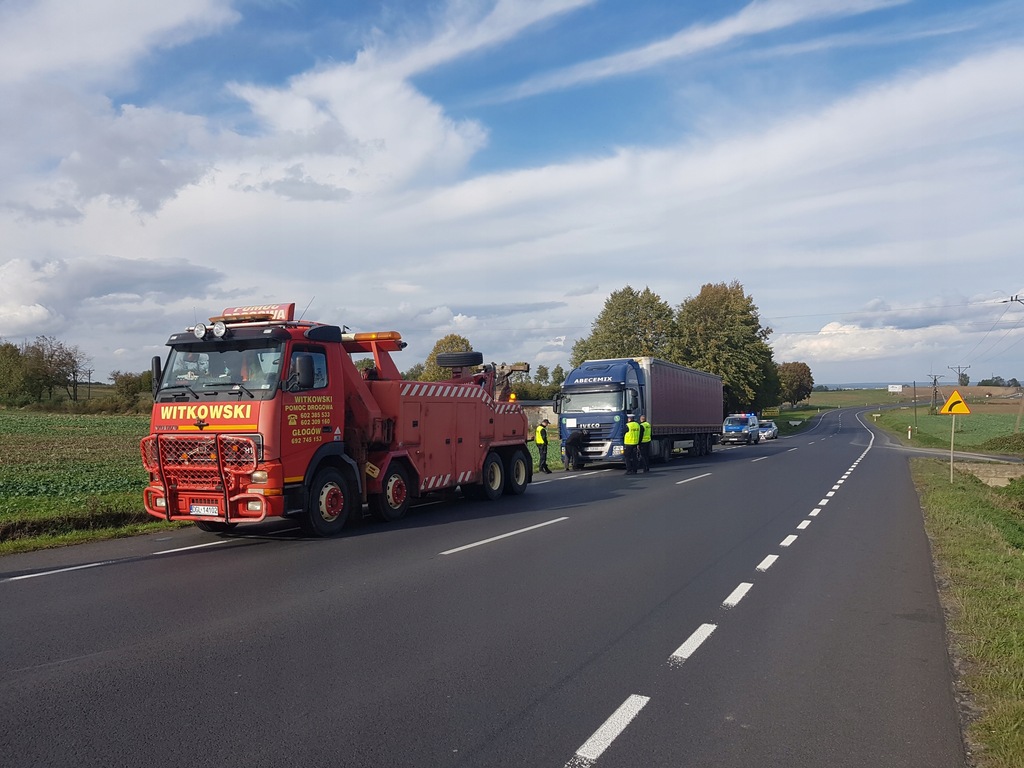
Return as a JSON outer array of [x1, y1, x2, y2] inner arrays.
[[1, 0, 1023, 386]]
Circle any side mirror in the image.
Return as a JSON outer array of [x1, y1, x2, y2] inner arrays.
[[553, 393, 563, 414], [289, 353, 315, 391], [151, 356, 162, 398]]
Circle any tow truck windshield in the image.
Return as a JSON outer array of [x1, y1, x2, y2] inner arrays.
[[159, 342, 284, 401]]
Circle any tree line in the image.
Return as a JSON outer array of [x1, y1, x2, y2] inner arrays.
[[2, 281, 814, 414], [0, 336, 153, 410], [413, 281, 815, 413], [568, 281, 812, 413]]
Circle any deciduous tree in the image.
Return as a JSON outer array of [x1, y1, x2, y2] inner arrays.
[[777, 361, 814, 405], [670, 281, 774, 414], [421, 334, 474, 381], [570, 286, 674, 366]]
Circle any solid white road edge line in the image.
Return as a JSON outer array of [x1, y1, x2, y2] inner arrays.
[[5, 539, 234, 584], [152, 540, 230, 556], [440, 517, 569, 555], [4, 561, 114, 582]]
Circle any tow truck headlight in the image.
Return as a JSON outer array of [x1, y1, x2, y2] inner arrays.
[[192, 323, 207, 339], [212, 320, 228, 338], [251, 470, 268, 483], [155, 497, 166, 509], [247, 500, 264, 512]]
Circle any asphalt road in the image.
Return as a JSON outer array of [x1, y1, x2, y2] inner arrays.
[[0, 409, 966, 768]]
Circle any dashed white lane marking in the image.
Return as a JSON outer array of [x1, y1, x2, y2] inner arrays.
[[669, 623, 717, 666], [780, 534, 798, 547], [676, 473, 712, 485], [818, 498, 830, 505], [809, 508, 821, 517], [439, 517, 569, 555], [722, 582, 753, 609], [752, 457, 768, 462], [797, 520, 811, 530], [566, 694, 650, 767], [756, 555, 779, 572]]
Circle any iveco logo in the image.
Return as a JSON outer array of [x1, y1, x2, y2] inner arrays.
[[579, 423, 600, 429]]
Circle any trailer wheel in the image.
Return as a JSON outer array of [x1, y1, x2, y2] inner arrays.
[[194, 521, 237, 533], [304, 467, 352, 536], [480, 451, 504, 501], [504, 449, 529, 495], [370, 463, 411, 522]]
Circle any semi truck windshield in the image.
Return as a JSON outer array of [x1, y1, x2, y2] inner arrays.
[[560, 391, 623, 413]]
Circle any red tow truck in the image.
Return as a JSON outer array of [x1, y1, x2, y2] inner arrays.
[[140, 303, 532, 535]]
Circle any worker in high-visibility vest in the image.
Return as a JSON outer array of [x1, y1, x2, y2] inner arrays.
[[638, 415, 652, 473], [535, 419, 552, 474], [623, 414, 642, 475]]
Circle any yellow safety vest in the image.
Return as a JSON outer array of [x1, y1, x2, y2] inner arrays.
[[624, 420, 641, 445], [535, 424, 548, 445], [640, 422, 652, 443]]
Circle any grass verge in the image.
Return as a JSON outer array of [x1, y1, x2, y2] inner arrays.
[[911, 458, 1024, 767]]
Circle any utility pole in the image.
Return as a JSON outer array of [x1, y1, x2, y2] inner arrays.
[[948, 365, 970, 387], [1002, 296, 1024, 433], [927, 373, 944, 414]]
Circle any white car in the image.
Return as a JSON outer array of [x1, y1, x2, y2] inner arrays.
[[758, 420, 779, 440]]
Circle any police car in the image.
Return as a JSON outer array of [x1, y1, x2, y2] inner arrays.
[[721, 413, 760, 445]]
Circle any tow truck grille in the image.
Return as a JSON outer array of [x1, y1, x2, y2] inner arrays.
[[141, 434, 258, 489]]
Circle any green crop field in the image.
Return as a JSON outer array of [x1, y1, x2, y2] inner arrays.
[[0, 411, 171, 553]]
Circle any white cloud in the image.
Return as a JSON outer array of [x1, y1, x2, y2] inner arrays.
[[0, 1, 1022, 384], [496, 0, 908, 100], [0, 0, 238, 84]]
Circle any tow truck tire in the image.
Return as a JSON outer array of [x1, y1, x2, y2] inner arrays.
[[480, 451, 504, 501], [370, 462, 411, 522], [304, 467, 352, 536], [194, 521, 237, 533], [504, 449, 529, 495]]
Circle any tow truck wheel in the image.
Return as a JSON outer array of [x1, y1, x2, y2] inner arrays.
[[480, 451, 504, 501], [194, 521, 237, 533], [370, 463, 411, 522], [504, 449, 529, 495], [304, 467, 352, 536]]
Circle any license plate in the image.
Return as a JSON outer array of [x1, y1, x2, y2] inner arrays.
[[190, 504, 220, 516]]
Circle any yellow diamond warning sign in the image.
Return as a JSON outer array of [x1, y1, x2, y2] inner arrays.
[[938, 390, 971, 415]]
